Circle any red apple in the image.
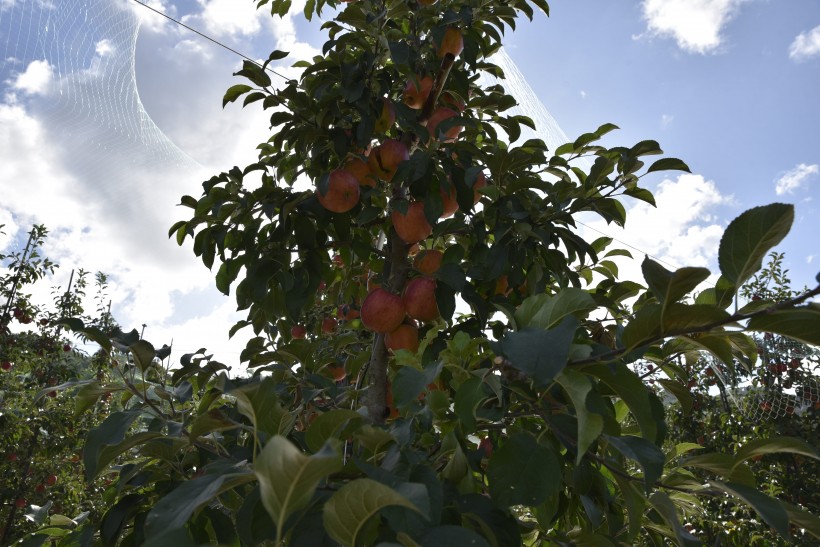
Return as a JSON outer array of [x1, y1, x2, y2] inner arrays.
[[437, 27, 464, 59], [1, 361, 12, 371], [35, 484, 46, 494], [47, 390, 57, 398], [361, 288, 406, 333], [321, 317, 337, 334], [413, 249, 443, 276], [15, 498, 26, 508], [374, 97, 396, 133], [6, 452, 17, 462], [471, 171, 487, 204], [426, 107, 461, 142], [479, 437, 493, 457], [403, 277, 439, 322], [63, 344, 71, 352], [368, 140, 409, 182], [403, 75, 434, 109], [385, 323, 420, 353], [290, 325, 307, 339], [344, 156, 376, 187], [316, 169, 360, 213], [326, 363, 346, 382], [439, 185, 459, 218], [441, 91, 466, 112], [392, 201, 433, 245]]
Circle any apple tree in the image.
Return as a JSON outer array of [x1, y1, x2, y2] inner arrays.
[[39, 0, 819, 545]]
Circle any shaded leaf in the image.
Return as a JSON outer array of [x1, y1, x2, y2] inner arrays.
[[514, 289, 596, 330], [500, 317, 578, 387], [747, 307, 820, 346], [487, 433, 561, 507], [556, 370, 604, 463], [231, 377, 296, 438], [323, 479, 422, 547], [648, 492, 700, 547], [734, 436, 819, 467], [711, 481, 790, 538], [604, 435, 665, 491]]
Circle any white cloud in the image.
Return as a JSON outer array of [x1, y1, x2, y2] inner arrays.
[[186, 0, 266, 39], [126, 0, 174, 33], [640, 0, 746, 54], [579, 174, 731, 285], [775, 163, 818, 195], [661, 114, 674, 126], [580, 90, 587, 99], [95, 39, 116, 57], [9, 59, 53, 95], [789, 25, 820, 61]]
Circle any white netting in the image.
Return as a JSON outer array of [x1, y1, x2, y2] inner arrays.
[[0, 0, 197, 175]]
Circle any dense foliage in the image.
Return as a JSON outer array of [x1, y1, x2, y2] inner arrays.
[[2, 0, 820, 545]]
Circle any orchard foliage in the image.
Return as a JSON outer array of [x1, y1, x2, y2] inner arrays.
[[6, 0, 820, 544], [167, 0, 820, 544]]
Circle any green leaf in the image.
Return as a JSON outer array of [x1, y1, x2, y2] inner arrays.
[[711, 481, 790, 538], [734, 436, 819, 467], [231, 377, 296, 438], [323, 478, 422, 547], [782, 501, 820, 541], [144, 470, 254, 541], [646, 157, 691, 174], [661, 303, 731, 333], [621, 304, 662, 349], [611, 473, 646, 541], [682, 453, 755, 486], [718, 203, 794, 288], [514, 289, 596, 330], [604, 435, 665, 491], [417, 525, 492, 546], [223, 84, 253, 107], [500, 317, 578, 387], [487, 433, 561, 507], [83, 410, 141, 481], [305, 410, 364, 454], [641, 257, 710, 308], [747, 307, 820, 346], [453, 375, 489, 431], [556, 370, 604, 463], [648, 492, 700, 547], [255, 436, 343, 540], [656, 379, 693, 415], [586, 364, 662, 444], [129, 340, 156, 371]]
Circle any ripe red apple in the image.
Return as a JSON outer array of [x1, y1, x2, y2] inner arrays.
[[326, 363, 346, 382], [290, 325, 307, 339], [321, 317, 337, 334], [344, 157, 376, 187], [439, 185, 459, 218], [39, 318, 49, 326], [471, 171, 487, 204], [403, 277, 439, 322], [374, 97, 396, 133], [63, 343, 71, 352], [385, 323, 420, 353], [14, 498, 26, 508], [6, 452, 17, 462], [368, 140, 409, 182], [20, 315, 32, 324], [392, 201, 433, 245], [35, 484, 46, 494], [441, 91, 466, 112], [1, 361, 12, 371], [426, 107, 461, 142], [361, 288, 406, 333], [437, 27, 464, 58], [403, 75, 434, 109], [316, 169, 360, 213], [479, 437, 493, 457], [413, 249, 443, 276], [47, 390, 57, 398], [12, 307, 23, 319]]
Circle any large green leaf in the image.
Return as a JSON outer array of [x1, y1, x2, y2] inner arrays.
[[83, 410, 141, 481], [621, 304, 662, 349], [782, 501, 820, 541], [514, 289, 596, 330], [556, 370, 604, 463], [585, 365, 662, 444], [718, 203, 794, 289], [648, 492, 700, 547], [255, 436, 343, 539], [454, 375, 490, 431], [711, 481, 790, 538], [231, 377, 296, 438], [747, 307, 820, 346], [323, 478, 422, 547], [143, 470, 255, 541], [661, 303, 731, 334], [734, 436, 819, 467], [304, 409, 364, 454], [682, 453, 755, 486], [500, 317, 578, 387], [129, 340, 157, 372], [487, 433, 561, 507], [641, 257, 710, 308], [604, 435, 665, 492], [656, 379, 693, 415]]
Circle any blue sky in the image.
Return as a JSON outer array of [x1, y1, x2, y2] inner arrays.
[[0, 0, 818, 361]]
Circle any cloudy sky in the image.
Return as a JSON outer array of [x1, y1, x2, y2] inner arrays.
[[1, 0, 818, 364]]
